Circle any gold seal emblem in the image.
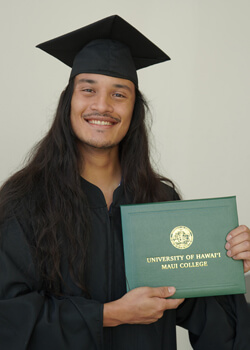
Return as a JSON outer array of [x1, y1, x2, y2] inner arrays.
[[170, 226, 193, 249]]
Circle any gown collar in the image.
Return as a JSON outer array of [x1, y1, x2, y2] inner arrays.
[[79, 176, 126, 209]]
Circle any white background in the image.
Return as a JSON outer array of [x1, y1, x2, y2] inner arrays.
[[0, 1, 249, 348]]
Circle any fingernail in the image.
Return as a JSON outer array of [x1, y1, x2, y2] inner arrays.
[[227, 250, 232, 257], [168, 287, 176, 294], [227, 234, 232, 241], [225, 242, 230, 249]]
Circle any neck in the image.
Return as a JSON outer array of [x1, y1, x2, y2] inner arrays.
[[79, 145, 121, 208]]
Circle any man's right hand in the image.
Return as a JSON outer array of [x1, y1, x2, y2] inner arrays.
[[103, 286, 184, 327]]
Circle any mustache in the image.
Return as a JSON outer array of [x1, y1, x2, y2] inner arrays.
[[82, 112, 120, 122]]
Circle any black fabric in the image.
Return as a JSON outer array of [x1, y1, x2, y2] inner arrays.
[[70, 39, 139, 85], [36, 15, 170, 86], [0, 179, 250, 349]]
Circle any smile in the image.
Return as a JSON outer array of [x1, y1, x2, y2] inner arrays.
[[87, 120, 115, 126]]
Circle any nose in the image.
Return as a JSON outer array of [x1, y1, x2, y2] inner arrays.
[[90, 93, 114, 114]]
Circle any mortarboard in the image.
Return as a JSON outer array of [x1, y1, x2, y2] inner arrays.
[[36, 15, 170, 86]]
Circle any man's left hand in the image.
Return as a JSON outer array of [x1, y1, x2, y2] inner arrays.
[[225, 225, 250, 273]]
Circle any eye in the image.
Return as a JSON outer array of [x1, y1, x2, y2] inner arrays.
[[82, 88, 95, 93], [113, 92, 126, 98]]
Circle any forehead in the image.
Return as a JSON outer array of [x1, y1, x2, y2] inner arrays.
[[74, 73, 135, 92]]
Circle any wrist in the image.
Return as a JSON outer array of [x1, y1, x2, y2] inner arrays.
[[103, 300, 125, 327]]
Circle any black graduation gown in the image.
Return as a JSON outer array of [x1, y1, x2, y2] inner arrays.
[[0, 178, 250, 349]]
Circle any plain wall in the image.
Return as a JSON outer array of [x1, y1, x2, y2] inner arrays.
[[0, 1, 249, 348]]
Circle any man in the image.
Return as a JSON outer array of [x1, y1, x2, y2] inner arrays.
[[0, 15, 250, 349]]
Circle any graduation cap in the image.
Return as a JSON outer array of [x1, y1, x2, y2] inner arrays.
[[36, 15, 170, 86]]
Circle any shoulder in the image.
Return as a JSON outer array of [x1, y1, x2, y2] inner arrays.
[[159, 181, 181, 201], [0, 214, 35, 270], [0, 212, 33, 252], [0, 191, 35, 245], [0, 214, 40, 296]]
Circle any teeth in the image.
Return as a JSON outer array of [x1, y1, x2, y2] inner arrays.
[[88, 120, 113, 126]]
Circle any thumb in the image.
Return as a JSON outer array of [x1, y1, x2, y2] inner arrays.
[[152, 286, 176, 298]]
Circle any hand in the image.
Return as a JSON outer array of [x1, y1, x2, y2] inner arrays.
[[103, 286, 184, 327], [225, 225, 250, 273]]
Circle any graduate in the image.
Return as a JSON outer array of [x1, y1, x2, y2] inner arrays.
[[0, 15, 250, 349]]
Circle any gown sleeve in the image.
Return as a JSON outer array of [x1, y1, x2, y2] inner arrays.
[[176, 293, 250, 349], [0, 216, 104, 350]]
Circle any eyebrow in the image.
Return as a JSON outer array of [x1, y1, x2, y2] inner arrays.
[[113, 84, 133, 93], [76, 78, 97, 85], [75, 79, 133, 93]]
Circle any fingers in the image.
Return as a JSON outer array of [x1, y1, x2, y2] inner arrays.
[[226, 225, 250, 242], [226, 240, 250, 258], [148, 286, 184, 308], [226, 225, 250, 257], [140, 286, 184, 305], [225, 225, 250, 272], [146, 286, 185, 315], [148, 286, 176, 298], [118, 286, 185, 325], [161, 296, 185, 310], [139, 296, 185, 324]]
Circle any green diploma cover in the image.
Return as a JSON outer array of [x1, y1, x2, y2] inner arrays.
[[121, 196, 246, 298]]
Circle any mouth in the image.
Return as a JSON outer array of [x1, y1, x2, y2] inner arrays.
[[83, 113, 120, 127], [87, 119, 114, 126]]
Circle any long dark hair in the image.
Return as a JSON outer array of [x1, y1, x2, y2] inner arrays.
[[0, 77, 178, 295], [120, 90, 177, 203]]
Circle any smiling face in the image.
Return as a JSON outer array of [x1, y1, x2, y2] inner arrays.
[[70, 73, 136, 152]]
